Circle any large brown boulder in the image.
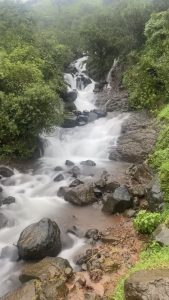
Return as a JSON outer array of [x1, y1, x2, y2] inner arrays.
[[64, 184, 97, 206], [125, 269, 169, 300], [109, 113, 157, 163], [20, 257, 73, 283], [1, 279, 68, 300], [17, 218, 61, 260]]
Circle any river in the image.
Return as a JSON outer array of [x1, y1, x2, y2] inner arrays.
[[0, 57, 129, 297]]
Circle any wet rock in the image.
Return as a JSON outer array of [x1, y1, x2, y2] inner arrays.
[[64, 184, 97, 206], [64, 101, 76, 112], [69, 166, 81, 178], [152, 224, 169, 246], [76, 74, 92, 89], [69, 179, 84, 187], [93, 81, 107, 93], [0, 213, 9, 229], [54, 166, 63, 172], [125, 269, 169, 300], [62, 114, 78, 128], [67, 225, 84, 238], [93, 109, 107, 118], [0, 166, 14, 178], [2, 278, 69, 300], [1, 245, 19, 261], [1, 196, 15, 206], [20, 257, 73, 283], [146, 179, 164, 212], [129, 185, 145, 198], [126, 163, 152, 184], [102, 186, 132, 214], [17, 218, 61, 260], [94, 172, 120, 193], [65, 160, 75, 166], [63, 90, 78, 102], [80, 160, 96, 167], [109, 113, 157, 163], [57, 186, 67, 197], [85, 229, 101, 241], [53, 174, 64, 182]]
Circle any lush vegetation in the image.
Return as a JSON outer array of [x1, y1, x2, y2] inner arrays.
[[134, 210, 162, 234], [1, 0, 169, 158]]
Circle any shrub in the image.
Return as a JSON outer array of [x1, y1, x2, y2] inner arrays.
[[134, 210, 162, 234]]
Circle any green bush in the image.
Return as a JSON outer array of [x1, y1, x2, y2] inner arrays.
[[134, 210, 162, 234]]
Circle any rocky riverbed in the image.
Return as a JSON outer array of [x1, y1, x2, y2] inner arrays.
[[0, 57, 163, 300]]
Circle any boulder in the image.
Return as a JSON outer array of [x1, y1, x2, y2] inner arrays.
[[0, 166, 14, 178], [126, 163, 153, 184], [2, 279, 69, 300], [109, 113, 157, 163], [69, 166, 81, 178], [54, 166, 64, 172], [53, 174, 64, 182], [69, 179, 84, 187], [64, 184, 97, 206], [94, 174, 120, 193], [93, 109, 107, 118], [152, 224, 169, 246], [76, 74, 92, 90], [80, 160, 96, 167], [85, 229, 101, 241], [1, 196, 15, 206], [64, 101, 76, 112], [65, 160, 75, 166], [20, 257, 73, 283], [62, 115, 78, 128], [146, 179, 164, 212], [17, 218, 61, 260], [63, 90, 78, 102], [125, 269, 169, 300], [102, 186, 132, 214], [0, 213, 9, 229]]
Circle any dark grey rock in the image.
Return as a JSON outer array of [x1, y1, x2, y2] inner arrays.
[[17, 218, 62, 260], [65, 160, 75, 166], [146, 179, 164, 212], [69, 179, 84, 187], [0, 166, 14, 178], [88, 112, 98, 122], [125, 269, 169, 300], [57, 187, 67, 197], [54, 174, 64, 182], [85, 229, 100, 241], [69, 166, 81, 178], [54, 166, 64, 172], [152, 224, 169, 246], [80, 160, 96, 167], [1, 196, 15, 206], [102, 186, 132, 214], [62, 115, 78, 128], [63, 90, 78, 102]]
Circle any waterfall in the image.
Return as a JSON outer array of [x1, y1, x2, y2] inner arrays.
[[0, 56, 127, 297]]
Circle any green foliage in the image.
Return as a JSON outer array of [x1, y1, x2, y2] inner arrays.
[[124, 10, 169, 109], [134, 210, 162, 234]]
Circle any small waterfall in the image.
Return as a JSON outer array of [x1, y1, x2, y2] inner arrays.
[[106, 58, 119, 90]]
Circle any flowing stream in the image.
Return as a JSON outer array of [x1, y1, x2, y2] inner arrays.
[[0, 57, 129, 297]]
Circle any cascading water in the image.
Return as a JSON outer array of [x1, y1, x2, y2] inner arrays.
[[0, 56, 128, 297]]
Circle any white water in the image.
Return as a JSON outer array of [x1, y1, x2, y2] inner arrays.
[[0, 56, 128, 297]]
